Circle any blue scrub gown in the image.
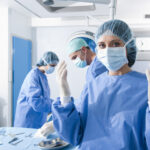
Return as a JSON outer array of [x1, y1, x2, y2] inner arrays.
[[74, 56, 107, 107], [52, 71, 150, 150], [86, 56, 107, 82], [14, 68, 52, 129]]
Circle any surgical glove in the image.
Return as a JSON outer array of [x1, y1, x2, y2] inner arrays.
[[34, 122, 55, 138], [56, 61, 71, 106], [146, 69, 150, 106]]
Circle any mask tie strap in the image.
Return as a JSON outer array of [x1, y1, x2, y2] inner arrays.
[[124, 38, 134, 47], [42, 58, 49, 65]]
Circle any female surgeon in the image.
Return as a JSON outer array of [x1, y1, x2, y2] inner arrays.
[[14, 51, 59, 129], [52, 20, 150, 149]]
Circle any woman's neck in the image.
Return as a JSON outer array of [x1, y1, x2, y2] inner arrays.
[[38, 66, 45, 73], [109, 64, 131, 76]]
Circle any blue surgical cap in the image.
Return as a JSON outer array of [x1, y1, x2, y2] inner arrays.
[[67, 38, 88, 55], [95, 19, 137, 67], [36, 51, 59, 66], [80, 37, 96, 53]]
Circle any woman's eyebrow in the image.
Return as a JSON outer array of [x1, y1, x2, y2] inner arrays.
[[111, 39, 122, 42], [97, 39, 122, 45]]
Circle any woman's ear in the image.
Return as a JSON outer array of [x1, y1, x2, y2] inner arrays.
[[44, 65, 49, 70]]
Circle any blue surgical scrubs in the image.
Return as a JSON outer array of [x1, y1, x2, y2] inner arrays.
[[52, 71, 150, 149], [14, 68, 52, 129], [86, 56, 107, 82]]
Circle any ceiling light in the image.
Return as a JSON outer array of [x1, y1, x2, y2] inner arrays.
[[42, 0, 54, 5]]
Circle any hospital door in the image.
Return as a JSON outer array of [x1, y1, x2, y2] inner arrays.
[[12, 36, 32, 125]]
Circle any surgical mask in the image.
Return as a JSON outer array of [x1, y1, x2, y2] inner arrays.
[[97, 47, 128, 71], [73, 57, 87, 68], [45, 66, 55, 74], [97, 38, 133, 71], [43, 58, 55, 74]]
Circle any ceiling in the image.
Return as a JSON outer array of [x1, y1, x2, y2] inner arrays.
[[13, 0, 111, 18], [0, 0, 110, 18], [0, 0, 150, 22], [116, 0, 150, 20]]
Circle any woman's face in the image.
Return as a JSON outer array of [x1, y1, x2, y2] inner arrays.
[[97, 35, 125, 51], [44, 64, 57, 70]]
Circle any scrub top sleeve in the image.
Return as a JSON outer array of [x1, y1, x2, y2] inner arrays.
[[52, 98, 83, 146], [26, 75, 52, 113], [145, 107, 150, 149]]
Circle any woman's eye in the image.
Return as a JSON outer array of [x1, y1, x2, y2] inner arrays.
[[112, 42, 120, 47], [98, 43, 106, 49], [50, 65, 55, 67]]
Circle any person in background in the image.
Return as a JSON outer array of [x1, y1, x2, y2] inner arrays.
[[14, 51, 59, 129], [52, 20, 150, 149], [67, 37, 107, 82]]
